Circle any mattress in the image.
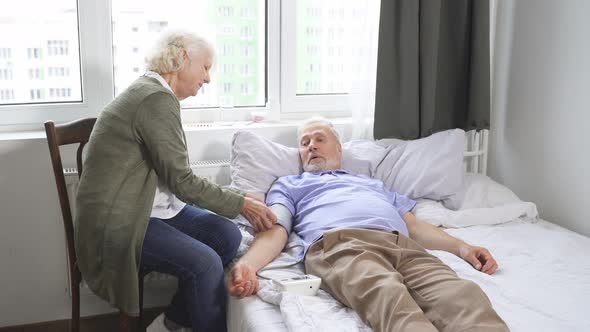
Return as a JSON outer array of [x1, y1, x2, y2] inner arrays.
[[227, 218, 590, 332]]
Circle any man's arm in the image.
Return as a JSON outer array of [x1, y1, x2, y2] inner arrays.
[[228, 204, 291, 298], [402, 212, 498, 275]]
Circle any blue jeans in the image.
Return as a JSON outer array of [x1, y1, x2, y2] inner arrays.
[[140, 205, 242, 332]]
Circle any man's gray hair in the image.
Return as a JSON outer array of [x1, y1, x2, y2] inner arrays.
[[144, 29, 215, 74], [297, 117, 341, 143]]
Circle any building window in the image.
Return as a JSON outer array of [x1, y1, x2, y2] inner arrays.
[[0, 89, 15, 101], [27, 47, 43, 59], [148, 21, 167, 33], [240, 64, 250, 76], [223, 82, 232, 94], [47, 40, 69, 56], [28, 68, 44, 80], [29, 89, 43, 100], [0, 48, 11, 59], [0, 68, 13, 80], [240, 83, 251, 96]]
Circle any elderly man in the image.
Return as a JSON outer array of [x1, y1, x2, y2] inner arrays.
[[228, 118, 509, 332]]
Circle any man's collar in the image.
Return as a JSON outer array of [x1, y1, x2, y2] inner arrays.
[[305, 169, 349, 175]]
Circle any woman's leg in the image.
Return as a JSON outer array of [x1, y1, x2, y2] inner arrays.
[[140, 206, 241, 332], [163, 205, 241, 266], [162, 206, 242, 329]]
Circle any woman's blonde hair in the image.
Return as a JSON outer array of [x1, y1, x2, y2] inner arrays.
[[144, 29, 215, 74]]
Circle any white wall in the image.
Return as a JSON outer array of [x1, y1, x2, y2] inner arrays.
[[490, 0, 590, 236], [0, 122, 351, 327]]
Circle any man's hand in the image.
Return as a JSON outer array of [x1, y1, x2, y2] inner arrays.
[[241, 195, 277, 233], [458, 244, 498, 275], [228, 262, 259, 298]]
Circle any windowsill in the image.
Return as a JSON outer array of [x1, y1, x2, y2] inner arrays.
[[0, 128, 47, 141], [184, 117, 353, 131], [0, 117, 354, 142]]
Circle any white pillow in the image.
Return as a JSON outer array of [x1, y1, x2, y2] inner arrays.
[[229, 131, 386, 195], [373, 129, 466, 210], [229, 129, 466, 210], [229, 131, 300, 196], [460, 173, 522, 209], [341, 139, 388, 176]]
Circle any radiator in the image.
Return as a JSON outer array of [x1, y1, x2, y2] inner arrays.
[[464, 129, 489, 175], [64, 160, 231, 296]]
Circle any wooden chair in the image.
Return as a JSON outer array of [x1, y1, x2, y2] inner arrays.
[[45, 118, 145, 332]]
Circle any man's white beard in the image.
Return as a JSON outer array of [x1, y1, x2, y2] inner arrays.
[[303, 156, 340, 172], [303, 160, 327, 173]]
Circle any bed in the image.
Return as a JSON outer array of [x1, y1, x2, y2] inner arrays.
[[222, 129, 590, 332]]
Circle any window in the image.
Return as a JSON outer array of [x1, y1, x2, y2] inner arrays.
[[0, 68, 13, 80], [48, 40, 69, 56], [240, 83, 251, 96], [148, 21, 167, 33], [47, 66, 70, 77], [280, 0, 377, 114], [240, 64, 250, 77], [223, 82, 232, 94], [1, 0, 377, 126], [240, 26, 254, 40], [0, 48, 11, 59], [29, 89, 43, 100], [28, 68, 44, 80], [111, 0, 266, 110], [221, 63, 234, 75], [239, 7, 252, 19], [240, 45, 251, 57], [0, 0, 90, 124], [0, 89, 15, 101], [27, 48, 43, 59]]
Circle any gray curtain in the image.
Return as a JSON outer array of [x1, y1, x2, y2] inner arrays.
[[374, 0, 490, 139]]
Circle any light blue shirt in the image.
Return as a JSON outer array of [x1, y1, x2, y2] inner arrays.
[[266, 170, 416, 259]]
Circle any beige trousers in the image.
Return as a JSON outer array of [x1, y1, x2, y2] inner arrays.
[[304, 228, 509, 332]]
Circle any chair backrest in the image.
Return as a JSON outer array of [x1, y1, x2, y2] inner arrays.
[[44, 118, 96, 285]]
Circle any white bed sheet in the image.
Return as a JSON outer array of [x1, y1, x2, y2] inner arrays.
[[227, 218, 590, 332]]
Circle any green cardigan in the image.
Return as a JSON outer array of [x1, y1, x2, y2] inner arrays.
[[74, 76, 245, 315]]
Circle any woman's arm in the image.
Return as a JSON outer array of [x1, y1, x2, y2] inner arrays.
[[135, 92, 244, 216], [134, 92, 275, 230]]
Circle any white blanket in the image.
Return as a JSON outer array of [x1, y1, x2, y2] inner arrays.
[[413, 199, 538, 228], [256, 282, 372, 332], [433, 219, 590, 332]]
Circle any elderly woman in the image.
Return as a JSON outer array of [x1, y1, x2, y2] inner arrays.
[[74, 30, 276, 332]]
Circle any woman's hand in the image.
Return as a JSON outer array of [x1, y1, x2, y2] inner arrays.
[[241, 195, 277, 232], [245, 192, 265, 202]]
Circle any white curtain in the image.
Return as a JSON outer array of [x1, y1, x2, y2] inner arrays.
[[348, 0, 381, 140]]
